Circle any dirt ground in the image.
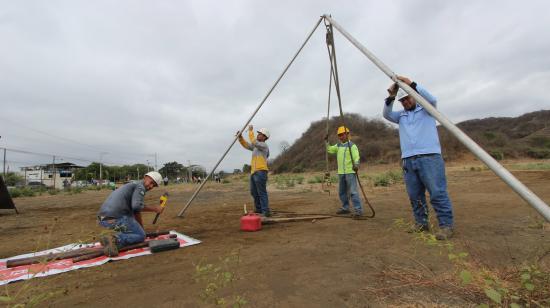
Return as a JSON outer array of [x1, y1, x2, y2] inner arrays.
[[1, 160, 550, 307]]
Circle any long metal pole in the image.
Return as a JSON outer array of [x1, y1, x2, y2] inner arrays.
[[2, 148, 6, 177], [178, 16, 324, 217], [323, 15, 550, 221]]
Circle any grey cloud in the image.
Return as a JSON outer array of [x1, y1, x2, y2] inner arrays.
[[1, 0, 549, 173]]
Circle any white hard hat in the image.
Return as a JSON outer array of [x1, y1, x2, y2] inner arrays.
[[396, 89, 410, 102], [257, 128, 270, 139], [145, 171, 162, 186]]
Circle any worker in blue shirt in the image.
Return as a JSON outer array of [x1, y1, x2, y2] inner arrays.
[[383, 75, 454, 240]]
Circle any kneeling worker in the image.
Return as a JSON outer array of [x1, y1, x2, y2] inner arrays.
[[326, 126, 363, 218], [97, 171, 164, 256]]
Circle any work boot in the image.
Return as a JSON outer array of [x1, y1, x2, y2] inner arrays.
[[407, 223, 430, 233], [351, 212, 365, 220], [262, 211, 272, 218], [336, 208, 350, 215], [435, 227, 454, 240], [100, 235, 119, 257]]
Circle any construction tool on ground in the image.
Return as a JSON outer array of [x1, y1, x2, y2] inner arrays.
[[72, 235, 179, 262], [153, 192, 169, 224], [6, 231, 175, 268]]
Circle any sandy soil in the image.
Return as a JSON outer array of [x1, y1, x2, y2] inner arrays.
[[1, 161, 549, 307]]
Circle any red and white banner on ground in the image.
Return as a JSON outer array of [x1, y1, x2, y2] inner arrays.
[[0, 231, 200, 285]]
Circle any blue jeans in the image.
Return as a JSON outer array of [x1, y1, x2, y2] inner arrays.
[[250, 171, 269, 214], [98, 215, 146, 247], [338, 173, 363, 214], [403, 154, 454, 227]]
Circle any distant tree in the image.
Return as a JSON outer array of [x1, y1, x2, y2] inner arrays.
[[279, 141, 290, 152], [242, 164, 251, 173], [233, 169, 241, 174], [159, 161, 186, 179], [4, 172, 23, 186], [75, 163, 150, 181]]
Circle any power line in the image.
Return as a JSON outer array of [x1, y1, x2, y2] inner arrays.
[[0, 116, 164, 160], [0, 146, 119, 165]]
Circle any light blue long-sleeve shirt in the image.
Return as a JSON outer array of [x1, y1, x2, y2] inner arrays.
[[383, 83, 441, 159]]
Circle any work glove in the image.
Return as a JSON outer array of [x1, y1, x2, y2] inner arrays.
[[248, 125, 254, 131], [387, 82, 398, 97], [352, 165, 358, 172], [396, 75, 412, 85]]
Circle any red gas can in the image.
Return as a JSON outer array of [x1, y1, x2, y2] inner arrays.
[[240, 213, 262, 231]]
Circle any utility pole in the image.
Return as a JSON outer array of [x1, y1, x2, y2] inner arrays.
[[137, 167, 140, 179], [1, 136, 5, 178], [155, 152, 158, 171], [99, 152, 108, 184], [187, 160, 192, 182], [52, 155, 56, 189], [2, 148, 5, 178]]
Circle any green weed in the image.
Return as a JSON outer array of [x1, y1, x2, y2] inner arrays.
[[307, 175, 323, 184], [7, 187, 36, 198], [509, 162, 550, 171], [273, 175, 305, 189], [369, 170, 403, 187], [193, 248, 247, 307], [392, 218, 550, 307], [1, 219, 64, 307]]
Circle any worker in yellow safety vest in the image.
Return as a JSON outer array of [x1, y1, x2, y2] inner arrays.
[[326, 126, 363, 217]]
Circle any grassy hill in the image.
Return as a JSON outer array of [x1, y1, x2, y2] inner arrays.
[[270, 110, 550, 173]]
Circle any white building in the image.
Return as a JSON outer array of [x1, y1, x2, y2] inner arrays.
[[21, 162, 84, 189]]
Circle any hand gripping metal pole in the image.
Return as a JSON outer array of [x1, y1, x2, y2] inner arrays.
[[177, 17, 324, 217], [322, 15, 550, 221]]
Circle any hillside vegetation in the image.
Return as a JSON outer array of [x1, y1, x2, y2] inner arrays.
[[270, 110, 550, 173]]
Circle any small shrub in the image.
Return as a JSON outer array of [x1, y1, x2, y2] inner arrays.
[[373, 174, 391, 187], [526, 149, 550, 159], [490, 151, 504, 161], [308, 175, 323, 184], [222, 179, 231, 184], [370, 170, 403, 187], [8, 187, 36, 198], [8, 188, 21, 198], [67, 187, 83, 195], [48, 189, 59, 195]]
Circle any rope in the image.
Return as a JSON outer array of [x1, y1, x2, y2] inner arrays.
[[324, 20, 375, 218], [322, 58, 333, 194]]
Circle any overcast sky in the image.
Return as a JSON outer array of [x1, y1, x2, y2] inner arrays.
[[1, 0, 549, 173]]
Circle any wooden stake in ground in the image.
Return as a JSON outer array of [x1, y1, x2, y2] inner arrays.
[[261, 215, 332, 225]]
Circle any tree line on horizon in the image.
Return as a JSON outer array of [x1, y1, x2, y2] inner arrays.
[[270, 110, 550, 173]]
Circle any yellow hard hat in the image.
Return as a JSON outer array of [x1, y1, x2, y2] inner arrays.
[[337, 126, 350, 135]]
